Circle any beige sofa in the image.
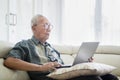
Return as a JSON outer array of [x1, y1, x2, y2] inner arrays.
[[0, 41, 120, 80]]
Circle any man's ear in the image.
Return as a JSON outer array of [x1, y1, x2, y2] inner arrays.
[[32, 26, 36, 31], [32, 26, 36, 34]]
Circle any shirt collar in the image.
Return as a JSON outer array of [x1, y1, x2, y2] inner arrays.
[[31, 36, 40, 45], [31, 36, 49, 46]]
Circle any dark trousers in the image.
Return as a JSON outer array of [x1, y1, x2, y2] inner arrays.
[[67, 74, 119, 80], [101, 74, 119, 80], [29, 73, 118, 80], [31, 75, 101, 80], [67, 75, 102, 80]]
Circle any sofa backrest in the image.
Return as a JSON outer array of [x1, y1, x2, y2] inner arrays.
[[0, 41, 14, 58]]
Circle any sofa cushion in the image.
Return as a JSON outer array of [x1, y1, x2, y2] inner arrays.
[[47, 62, 116, 80], [53, 44, 74, 55], [0, 59, 30, 80], [60, 54, 74, 64], [94, 54, 120, 76], [0, 41, 14, 58], [118, 77, 120, 80]]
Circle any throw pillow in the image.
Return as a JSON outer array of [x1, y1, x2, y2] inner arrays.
[[47, 62, 116, 80]]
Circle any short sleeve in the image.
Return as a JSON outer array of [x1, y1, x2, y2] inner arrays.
[[5, 41, 29, 60]]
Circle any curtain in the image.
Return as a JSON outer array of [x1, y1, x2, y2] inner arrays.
[[61, 0, 120, 46]]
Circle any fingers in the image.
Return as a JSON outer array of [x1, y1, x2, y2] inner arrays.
[[47, 62, 57, 72], [53, 62, 61, 67], [43, 62, 60, 72], [88, 57, 94, 62]]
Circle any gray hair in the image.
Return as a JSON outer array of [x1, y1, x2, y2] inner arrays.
[[31, 14, 45, 27]]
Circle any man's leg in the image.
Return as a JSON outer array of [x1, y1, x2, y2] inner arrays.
[[100, 74, 119, 80], [67, 75, 102, 80]]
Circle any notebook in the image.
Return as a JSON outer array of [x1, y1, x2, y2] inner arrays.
[[57, 42, 99, 68]]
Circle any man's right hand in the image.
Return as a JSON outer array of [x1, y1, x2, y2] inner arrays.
[[41, 62, 61, 72]]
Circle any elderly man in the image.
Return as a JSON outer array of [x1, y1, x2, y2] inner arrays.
[[4, 14, 118, 80]]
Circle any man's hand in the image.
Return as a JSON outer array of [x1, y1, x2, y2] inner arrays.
[[41, 62, 61, 72], [88, 57, 94, 62]]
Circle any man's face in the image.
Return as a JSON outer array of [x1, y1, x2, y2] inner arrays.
[[32, 17, 52, 42]]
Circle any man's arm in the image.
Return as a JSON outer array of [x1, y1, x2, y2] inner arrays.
[[4, 57, 60, 72]]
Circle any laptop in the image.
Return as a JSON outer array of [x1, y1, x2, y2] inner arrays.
[[57, 42, 99, 68]]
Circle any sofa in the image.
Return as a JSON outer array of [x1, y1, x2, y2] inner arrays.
[[0, 41, 120, 80]]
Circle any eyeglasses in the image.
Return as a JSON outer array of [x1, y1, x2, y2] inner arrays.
[[40, 23, 53, 30]]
